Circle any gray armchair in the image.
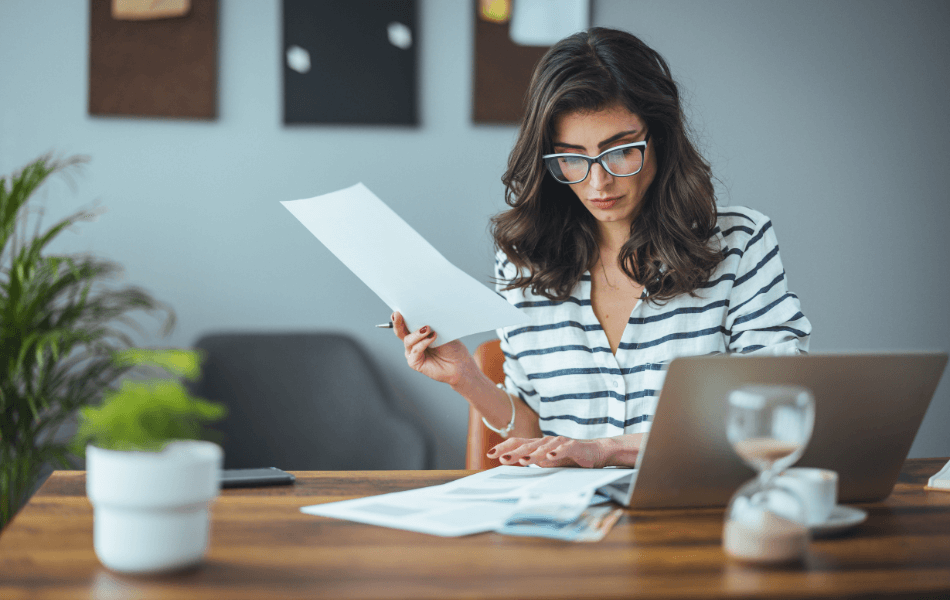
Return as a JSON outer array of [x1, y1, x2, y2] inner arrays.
[[190, 332, 432, 470]]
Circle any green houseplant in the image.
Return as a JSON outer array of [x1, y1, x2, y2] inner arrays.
[[73, 348, 226, 574], [0, 154, 173, 530], [72, 348, 226, 453]]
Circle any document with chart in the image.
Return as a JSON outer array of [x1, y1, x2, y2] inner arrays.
[[281, 183, 527, 345]]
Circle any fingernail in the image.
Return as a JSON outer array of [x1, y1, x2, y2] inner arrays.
[[519, 457, 529, 464], [487, 449, 496, 456], [391, 313, 396, 321], [547, 452, 557, 457], [420, 326, 429, 334], [501, 454, 511, 461]]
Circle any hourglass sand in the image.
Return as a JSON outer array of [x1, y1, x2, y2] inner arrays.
[[722, 384, 816, 564]]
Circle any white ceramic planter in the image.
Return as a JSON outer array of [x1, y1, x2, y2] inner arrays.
[[86, 440, 223, 574]]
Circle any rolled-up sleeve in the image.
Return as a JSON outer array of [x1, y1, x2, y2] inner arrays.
[[725, 217, 811, 355]]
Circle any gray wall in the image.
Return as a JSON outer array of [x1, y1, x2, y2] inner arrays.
[[1, 0, 947, 468]]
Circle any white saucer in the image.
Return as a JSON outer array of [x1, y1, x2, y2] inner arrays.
[[810, 505, 868, 537]]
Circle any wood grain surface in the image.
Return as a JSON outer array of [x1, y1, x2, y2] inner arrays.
[[1, 460, 949, 599]]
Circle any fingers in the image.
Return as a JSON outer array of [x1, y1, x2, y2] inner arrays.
[[486, 437, 530, 462], [542, 439, 588, 468], [487, 436, 600, 468], [488, 436, 570, 466], [404, 326, 437, 370], [525, 437, 578, 467], [392, 312, 411, 340], [543, 439, 602, 468], [394, 313, 436, 351], [513, 437, 561, 466], [394, 311, 435, 354], [404, 324, 435, 352]]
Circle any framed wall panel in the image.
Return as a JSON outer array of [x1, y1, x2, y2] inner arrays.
[[282, 0, 418, 125], [88, 0, 218, 119], [472, 0, 547, 124], [472, 0, 590, 124]]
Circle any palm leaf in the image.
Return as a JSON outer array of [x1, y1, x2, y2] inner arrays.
[[0, 154, 173, 530]]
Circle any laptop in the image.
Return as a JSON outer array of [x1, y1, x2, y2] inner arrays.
[[601, 352, 947, 509]]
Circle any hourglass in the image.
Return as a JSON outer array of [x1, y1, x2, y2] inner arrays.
[[722, 384, 815, 563]]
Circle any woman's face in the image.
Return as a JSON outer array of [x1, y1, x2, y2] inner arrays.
[[551, 103, 656, 235]]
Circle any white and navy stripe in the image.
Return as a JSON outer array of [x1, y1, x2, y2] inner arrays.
[[495, 205, 811, 439]]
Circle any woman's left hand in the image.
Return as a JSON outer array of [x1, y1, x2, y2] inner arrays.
[[487, 436, 610, 468]]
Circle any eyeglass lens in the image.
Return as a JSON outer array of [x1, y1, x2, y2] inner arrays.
[[546, 145, 644, 184]]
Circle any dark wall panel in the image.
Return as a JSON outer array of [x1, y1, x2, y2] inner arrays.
[[283, 0, 418, 125]]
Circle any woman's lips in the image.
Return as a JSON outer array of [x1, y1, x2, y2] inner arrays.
[[588, 195, 621, 209]]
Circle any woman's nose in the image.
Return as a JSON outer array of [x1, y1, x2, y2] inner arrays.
[[588, 162, 613, 190]]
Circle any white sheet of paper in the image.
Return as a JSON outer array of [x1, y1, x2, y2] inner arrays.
[[281, 183, 527, 345], [299, 466, 636, 537], [433, 466, 635, 501], [300, 485, 518, 537]]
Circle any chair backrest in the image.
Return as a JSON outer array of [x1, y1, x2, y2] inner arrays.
[[467, 339, 506, 469], [191, 332, 432, 470]]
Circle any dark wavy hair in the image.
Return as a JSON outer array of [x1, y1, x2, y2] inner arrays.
[[491, 27, 722, 304]]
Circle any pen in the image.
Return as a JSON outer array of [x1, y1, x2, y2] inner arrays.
[[376, 322, 394, 329]]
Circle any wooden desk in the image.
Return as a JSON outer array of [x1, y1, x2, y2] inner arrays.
[[1, 459, 949, 599]]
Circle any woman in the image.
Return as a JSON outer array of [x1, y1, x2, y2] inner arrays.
[[393, 27, 810, 469]]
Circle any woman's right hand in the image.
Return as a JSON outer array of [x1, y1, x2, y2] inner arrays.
[[392, 312, 475, 386]]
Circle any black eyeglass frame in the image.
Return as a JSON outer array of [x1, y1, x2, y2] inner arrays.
[[542, 140, 648, 185]]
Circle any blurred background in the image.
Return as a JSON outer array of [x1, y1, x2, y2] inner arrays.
[[1, 0, 948, 468]]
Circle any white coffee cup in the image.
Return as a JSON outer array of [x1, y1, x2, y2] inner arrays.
[[772, 467, 838, 526]]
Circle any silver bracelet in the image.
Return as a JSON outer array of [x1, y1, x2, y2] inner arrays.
[[482, 383, 516, 438]]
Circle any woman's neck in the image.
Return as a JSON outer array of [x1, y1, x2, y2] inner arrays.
[[597, 221, 631, 265]]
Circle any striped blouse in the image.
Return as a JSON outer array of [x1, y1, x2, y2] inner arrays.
[[494, 205, 811, 439]]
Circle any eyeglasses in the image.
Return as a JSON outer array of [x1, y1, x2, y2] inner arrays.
[[542, 141, 647, 184]]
